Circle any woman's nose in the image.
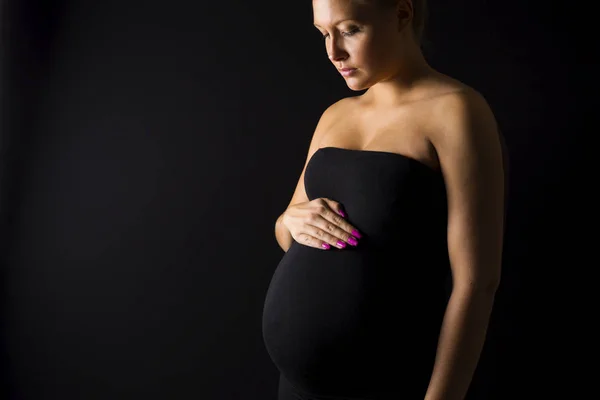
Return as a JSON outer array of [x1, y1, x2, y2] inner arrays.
[[327, 37, 347, 61], [328, 48, 346, 62]]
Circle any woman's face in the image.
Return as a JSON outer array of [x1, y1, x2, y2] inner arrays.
[[313, 0, 409, 91]]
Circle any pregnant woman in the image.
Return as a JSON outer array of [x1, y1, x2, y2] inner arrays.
[[262, 0, 508, 399]]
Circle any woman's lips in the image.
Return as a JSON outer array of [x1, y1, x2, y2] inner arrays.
[[340, 68, 357, 77]]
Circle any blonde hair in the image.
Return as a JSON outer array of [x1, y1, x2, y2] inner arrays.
[[355, 0, 428, 46]]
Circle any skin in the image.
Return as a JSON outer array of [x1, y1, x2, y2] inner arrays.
[[279, 0, 506, 399]]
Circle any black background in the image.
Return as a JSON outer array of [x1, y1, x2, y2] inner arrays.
[[0, 0, 585, 398]]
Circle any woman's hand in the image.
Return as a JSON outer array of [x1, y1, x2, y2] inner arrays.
[[281, 198, 361, 250]]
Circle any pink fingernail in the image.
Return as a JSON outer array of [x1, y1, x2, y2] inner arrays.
[[338, 209, 346, 218], [351, 229, 362, 239], [322, 243, 330, 250]]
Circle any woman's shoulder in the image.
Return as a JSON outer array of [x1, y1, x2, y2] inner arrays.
[[424, 76, 501, 164], [322, 95, 361, 114], [427, 82, 495, 127], [421, 72, 484, 104], [411, 70, 492, 124], [314, 96, 361, 126]]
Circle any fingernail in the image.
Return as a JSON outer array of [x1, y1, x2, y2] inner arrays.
[[338, 209, 346, 218], [347, 236, 358, 246], [336, 240, 347, 249], [322, 243, 330, 250], [351, 229, 361, 239]]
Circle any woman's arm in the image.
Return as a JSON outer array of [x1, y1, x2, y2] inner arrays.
[[424, 89, 506, 400]]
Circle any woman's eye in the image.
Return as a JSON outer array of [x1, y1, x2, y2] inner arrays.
[[321, 27, 359, 40], [343, 28, 359, 36]]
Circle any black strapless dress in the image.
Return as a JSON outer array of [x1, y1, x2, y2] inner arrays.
[[262, 146, 451, 400]]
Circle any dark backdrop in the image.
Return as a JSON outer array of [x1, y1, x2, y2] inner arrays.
[[0, 0, 583, 399]]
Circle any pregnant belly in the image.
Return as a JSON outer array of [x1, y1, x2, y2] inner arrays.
[[261, 241, 444, 397]]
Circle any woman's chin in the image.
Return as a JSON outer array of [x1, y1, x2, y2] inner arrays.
[[344, 77, 371, 91]]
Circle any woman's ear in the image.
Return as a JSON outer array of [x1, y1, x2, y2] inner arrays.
[[396, 0, 414, 32]]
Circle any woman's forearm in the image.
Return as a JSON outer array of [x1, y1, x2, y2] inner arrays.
[[424, 286, 497, 400]]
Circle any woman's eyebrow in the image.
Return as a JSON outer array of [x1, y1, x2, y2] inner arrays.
[[313, 18, 356, 28]]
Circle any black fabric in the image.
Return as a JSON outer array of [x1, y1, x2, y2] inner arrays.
[[262, 146, 452, 399]]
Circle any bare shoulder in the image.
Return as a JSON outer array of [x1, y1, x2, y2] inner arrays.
[[427, 83, 499, 149], [426, 82, 509, 216], [320, 96, 360, 122], [312, 95, 361, 141], [426, 81, 507, 213]]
